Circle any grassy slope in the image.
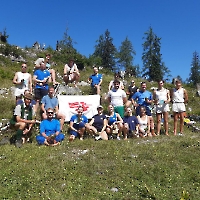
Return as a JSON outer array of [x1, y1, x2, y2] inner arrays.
[[0, 48, 199, 199]]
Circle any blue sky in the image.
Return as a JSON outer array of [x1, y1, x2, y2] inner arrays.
[[1, 0, 200, 81]]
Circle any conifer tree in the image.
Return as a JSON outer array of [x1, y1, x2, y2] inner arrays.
[[189, 51, 200, 85], [142, 27, 170, 81], [117, 37, 136, 76], [93, 29, 117, 70]]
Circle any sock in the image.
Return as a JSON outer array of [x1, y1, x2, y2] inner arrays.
[[16, 129, 23, 140]]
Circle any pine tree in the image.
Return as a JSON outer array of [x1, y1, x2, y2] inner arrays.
[[142, 27, 170, 81], [57, 27, 76, 54], [189, 51, 200, 85], [93, 29, 117, 70], [117, 37, 136, 76]]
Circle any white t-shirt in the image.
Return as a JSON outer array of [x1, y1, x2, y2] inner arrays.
[[108, 89, 126, 107], [14, 72, 31, 97]]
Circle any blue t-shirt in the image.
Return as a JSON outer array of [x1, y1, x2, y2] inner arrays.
[[132, 90, 152, 107], [123, 115, 139, 131], [41, 95, 58, 110], [34, 69, 50, 90], [40, 119, 60, 136], [89, 74, 102, 87], [70, 114, 88, 129]]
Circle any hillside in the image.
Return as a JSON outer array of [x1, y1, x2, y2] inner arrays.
[[0, 43, 200, 199]]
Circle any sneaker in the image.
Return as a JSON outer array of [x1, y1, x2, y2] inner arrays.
[[95, 135, 102, 141], [117, 136, 121, 140], [108, 135, 113, 140], [15, 139, 22, 148], [178, 133, 183, 136]]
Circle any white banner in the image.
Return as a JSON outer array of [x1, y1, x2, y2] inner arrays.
[[57, 95, 101, 121]]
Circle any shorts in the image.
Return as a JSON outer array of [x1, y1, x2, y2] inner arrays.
[[70, 122, 85, 137], [114, 106, 125, 118], [34, 88, 48, 100], [172, 102, 186, 113], [136, 105, 152, 116], [155, 103, 170, 113]]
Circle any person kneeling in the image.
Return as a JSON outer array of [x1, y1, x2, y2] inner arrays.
[[36, 108, 65, 146]]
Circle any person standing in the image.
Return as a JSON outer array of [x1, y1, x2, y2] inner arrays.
[[125, 80, 139, 108], [63, 58, 80, 87], [108, 73, 124, 91], [36, 108, 65, 146], [41, 86, 66, 131], [88, 66, 103, 95], [107, 79, 127, 118], [132, 81, 156, 136], [12, 63, 32, 101], [153, 80, 170, 136], [170, 79, 188, 135]]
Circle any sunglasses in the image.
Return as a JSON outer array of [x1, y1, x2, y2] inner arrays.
[[21, 66, 27, 68], [47, 112, 54, 114]]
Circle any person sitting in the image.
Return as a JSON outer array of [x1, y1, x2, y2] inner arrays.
[[88, 66, 102, 95], [86, 105, 108, 140], [122, 107, 139, 140], [34, 54, 59, 86], [63, 58, 80, 87], [33, 61, 51, 113], [137, 106, 151, 138], [41, 86, 66, 131], [10, 92, 36, 147], [69, 106, 88, 141], [106, 104, 123, 140], [36, 108, 65, 146]]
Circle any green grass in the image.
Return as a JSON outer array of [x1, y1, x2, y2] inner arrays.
[[0, 129, 199, 199]]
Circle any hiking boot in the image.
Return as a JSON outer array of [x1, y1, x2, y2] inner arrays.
[[15, 139, 22, 148]]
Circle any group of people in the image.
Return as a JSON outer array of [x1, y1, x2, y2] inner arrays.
[[67, 78, 188, 141], [11, 55, 81, 147], [9, 56, 188, 147]]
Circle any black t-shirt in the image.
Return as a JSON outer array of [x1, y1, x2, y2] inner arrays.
[[92, 114, 107, 132], [128, 85, 138, 100]]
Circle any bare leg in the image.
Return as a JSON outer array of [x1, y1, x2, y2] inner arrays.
[[173, 112, 178, 135], [156, 113, 162, 135], [179, 112, 185, 134], [163, 112, 169, 135]]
